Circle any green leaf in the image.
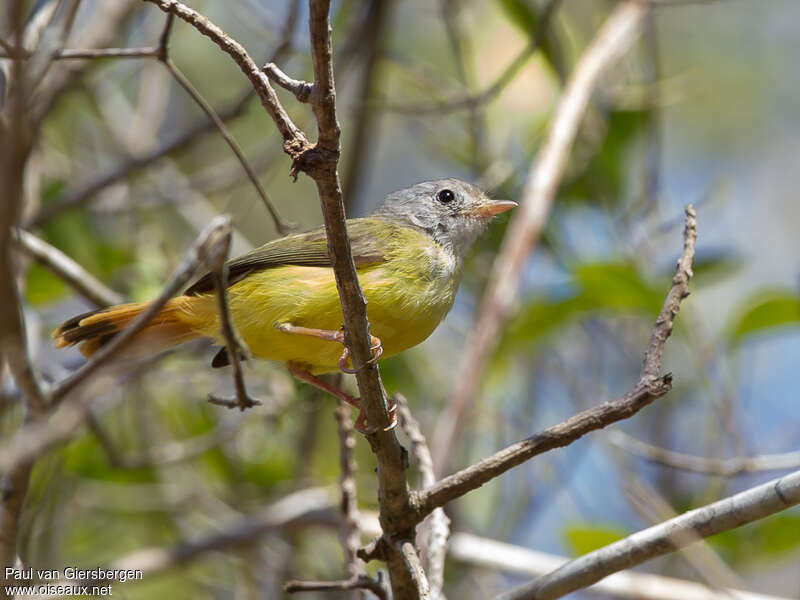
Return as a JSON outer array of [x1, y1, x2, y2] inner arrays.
[[25, 263, 68, 305], [498, 0, 539, 32], [504, 261, 663, 349], [727, 291, 800, 344], [709, 512, 800, 562], [563, 523, 627, 556], [573, 261, 663, 313]]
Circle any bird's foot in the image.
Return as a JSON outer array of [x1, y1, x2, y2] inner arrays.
[[275, 322, 383, 374], [338, 335, 383, 374], [288, 365, 397, 435]]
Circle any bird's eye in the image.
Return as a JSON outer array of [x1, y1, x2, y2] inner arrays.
[[436, 189, 455, 204]]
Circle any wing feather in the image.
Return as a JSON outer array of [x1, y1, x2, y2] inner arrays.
[[185, 219, 386, 296]]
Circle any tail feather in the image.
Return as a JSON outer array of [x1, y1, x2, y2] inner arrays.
[[53, 298, 199, 358]]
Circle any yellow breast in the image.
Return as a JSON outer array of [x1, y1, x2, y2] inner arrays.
[[179, 227, 461, 374]]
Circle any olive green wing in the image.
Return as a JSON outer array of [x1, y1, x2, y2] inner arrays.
[[185, 218, 386, 296]]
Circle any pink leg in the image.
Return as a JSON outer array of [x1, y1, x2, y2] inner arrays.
[[276, 322, 383, 374], [287, 364, 397, 434]]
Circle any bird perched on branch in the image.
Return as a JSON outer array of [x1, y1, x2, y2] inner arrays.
[[53, 179, 516, 432]]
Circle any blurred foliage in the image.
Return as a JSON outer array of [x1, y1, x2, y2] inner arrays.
[[10, 0, 800, 597], [727, 290, 800, 344], [709, 511, 800, 563], [563, 523, 628, 556]]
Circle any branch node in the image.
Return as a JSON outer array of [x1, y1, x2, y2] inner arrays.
[[263, 62, 314, 102]]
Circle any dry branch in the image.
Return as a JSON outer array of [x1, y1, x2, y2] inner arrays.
[[430, 0, 649, 476], [50, 216, 232, 404], [609, 430, 800, 476], [498, 468, 800, 599], [25, 0, 300, 229], [13, 228, 124, 307], [410, 204, 695, 526], [447, 533, 788, 600]]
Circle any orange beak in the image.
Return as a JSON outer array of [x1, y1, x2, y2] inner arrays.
[[472, 199, 518, 218]]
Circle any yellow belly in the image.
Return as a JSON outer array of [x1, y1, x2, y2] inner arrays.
[[178, 251, 459, 374]]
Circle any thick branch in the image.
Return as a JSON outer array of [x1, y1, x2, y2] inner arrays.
[[431, 0, 649, 476], [447, 532, 788, 600], [304, 2, 419, 598], [498, 469, 800, 600]]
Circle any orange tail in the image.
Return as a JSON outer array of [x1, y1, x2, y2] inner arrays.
[[53, 298, 200, 359]]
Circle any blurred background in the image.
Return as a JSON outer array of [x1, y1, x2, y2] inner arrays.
[[4, 0, 800, 597]]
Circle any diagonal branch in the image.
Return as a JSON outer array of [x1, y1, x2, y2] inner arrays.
[[609, 430, 800, 476], [498, 468, 800, 600], [26, 0, 300, 229], [377, 0, 562, 115], [161, 56, 292, 235], [13, 228, 124, 307], [143, 0, 306, 152], [430, 0, 650, 477], [49, 216, 232, 405], [410, 204, 695, 528]]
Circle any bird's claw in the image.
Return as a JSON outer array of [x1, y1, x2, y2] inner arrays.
[[353, 395, 398, 435], [338, 335, 383, 374]]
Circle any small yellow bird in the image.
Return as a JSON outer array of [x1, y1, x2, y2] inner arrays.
[[53, 179, 515, 430]]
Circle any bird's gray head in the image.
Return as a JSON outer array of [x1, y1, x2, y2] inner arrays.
[[372, 178, 516, 259]]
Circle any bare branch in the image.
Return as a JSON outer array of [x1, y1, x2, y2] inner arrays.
[[447, 532, 789, 600], [377, 0, 562, 115], [431, 0, 649, 476], [143, 0, 306, 151], [162, 57, 292, 235], [609, 430, 800, 476], [0, 7, 46, 582], [263, 62, 313, 102], [26, 0, 300, 229], [204, 221, 262, 411], [497, 469, 800, 600], [49, 216, 232, 405], [13, 228, 125, 307], [284, 574, 388, 599], [0, 46, 161, 59], [413, 204, 696, 526], [302, 2, 421, 597], [396, 395, 449, 600], [335, 398, 364, 581], [340, 0, 392, 209]]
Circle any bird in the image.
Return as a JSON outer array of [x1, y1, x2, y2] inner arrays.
[[53, 179, 516, 432]]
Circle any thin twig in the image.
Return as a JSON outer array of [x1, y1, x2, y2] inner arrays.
[[376, 0, 562, 115], [143, 0, 307, 151], [49, 216, 232, 405], [335, 398, 364, 583], [396, 395, 450, 600], [26, 0, 300, 228], [609, 430, 800, 476], [497, 469, 800, 600], [204, 216, 262, 411], [411, 204, 695, 528], [13, 228, 124, 307], [430, 0, 649, 477], [0, 46, 161, 59], [263, 62, 313, 102], [284, 574, 388, 598], [162, 57, 292, 235]]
